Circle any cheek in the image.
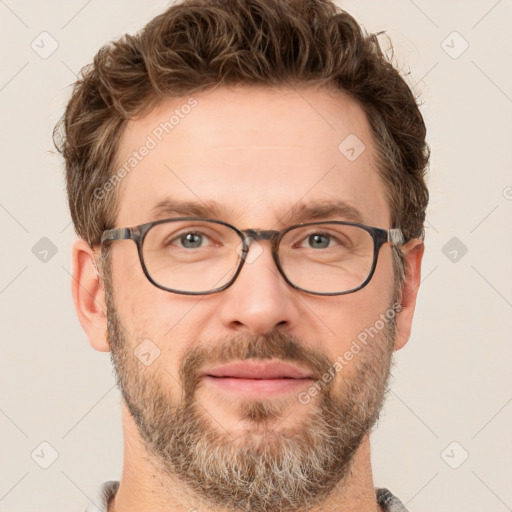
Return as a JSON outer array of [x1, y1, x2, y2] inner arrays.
[[118, 290, 209, 375], [311, 249, 395, 357], [111, 245, 167, 328]]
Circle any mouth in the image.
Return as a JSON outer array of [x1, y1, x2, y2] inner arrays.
[[200, 361, 315, 396]]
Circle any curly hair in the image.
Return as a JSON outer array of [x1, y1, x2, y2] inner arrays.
[[54, 0, 429, 251]]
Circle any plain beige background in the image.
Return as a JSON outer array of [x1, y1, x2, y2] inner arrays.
[[1, 1, 511, 511]]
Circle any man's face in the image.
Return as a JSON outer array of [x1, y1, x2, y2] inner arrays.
[[104, 86, 400, 511]]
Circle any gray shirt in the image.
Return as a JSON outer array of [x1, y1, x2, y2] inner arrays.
[[84, 481, 410, 511]]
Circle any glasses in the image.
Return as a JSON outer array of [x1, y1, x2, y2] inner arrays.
[[100, 218, 404, 296]]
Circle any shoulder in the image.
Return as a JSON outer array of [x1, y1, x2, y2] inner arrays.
[[83, 481, 119, 512], [376, 488, 410, 512]]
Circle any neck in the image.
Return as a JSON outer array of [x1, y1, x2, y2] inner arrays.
[[109, 404, 383, 512]]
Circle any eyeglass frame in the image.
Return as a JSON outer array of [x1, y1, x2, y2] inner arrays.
[[100, 217, 405, 296]]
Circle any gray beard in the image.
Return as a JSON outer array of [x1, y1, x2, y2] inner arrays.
[[106, 290, 395, 512]]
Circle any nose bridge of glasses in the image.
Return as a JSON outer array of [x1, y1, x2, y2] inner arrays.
[[241, 229, 280, 251]]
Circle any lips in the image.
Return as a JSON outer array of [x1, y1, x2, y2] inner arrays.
[[201, 361, 314, 380]]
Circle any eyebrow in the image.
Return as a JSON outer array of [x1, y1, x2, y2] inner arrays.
[[277, 200, 364, 225], [148, 198, 365, 226], [149, 199, 235, 221]]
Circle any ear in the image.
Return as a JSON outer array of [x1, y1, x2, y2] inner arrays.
[[71, 239, 109, 352], [394, 239, 424, 351]]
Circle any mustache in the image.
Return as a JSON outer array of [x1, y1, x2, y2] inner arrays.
[[179, 331, 334, 399]]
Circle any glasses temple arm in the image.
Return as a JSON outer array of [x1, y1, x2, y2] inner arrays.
[[387, 228, 404, 245], [101, 227, 132, 244]]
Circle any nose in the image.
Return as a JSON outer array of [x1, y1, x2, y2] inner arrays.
[[217, 240, 301, 335]]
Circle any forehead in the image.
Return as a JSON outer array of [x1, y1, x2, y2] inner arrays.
[[115, 86, 390, 228]]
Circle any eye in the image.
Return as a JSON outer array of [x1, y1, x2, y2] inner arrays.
[[173, 232, 211, 249], [294, 230, 352, 250], [288, 226, 354, 252], [306, 233, 332, 249]]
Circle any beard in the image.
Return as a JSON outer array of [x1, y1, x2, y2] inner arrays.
[[105, 286, 396, 512]]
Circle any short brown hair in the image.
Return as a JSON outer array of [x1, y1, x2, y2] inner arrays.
[[54, 0, 429, 248]]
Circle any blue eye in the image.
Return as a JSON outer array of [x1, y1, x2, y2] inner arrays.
[[178, 232, 205, 248], [307, 234, 331, 249]]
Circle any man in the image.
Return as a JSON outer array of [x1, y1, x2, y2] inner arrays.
[[54, 0, 429, 510]]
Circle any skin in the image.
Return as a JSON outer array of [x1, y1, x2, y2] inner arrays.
[[72, 86, 424, 511]]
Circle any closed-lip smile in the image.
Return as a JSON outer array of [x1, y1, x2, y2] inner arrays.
[[201, 360, 314, 380], [199, 361, 315, 396]]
